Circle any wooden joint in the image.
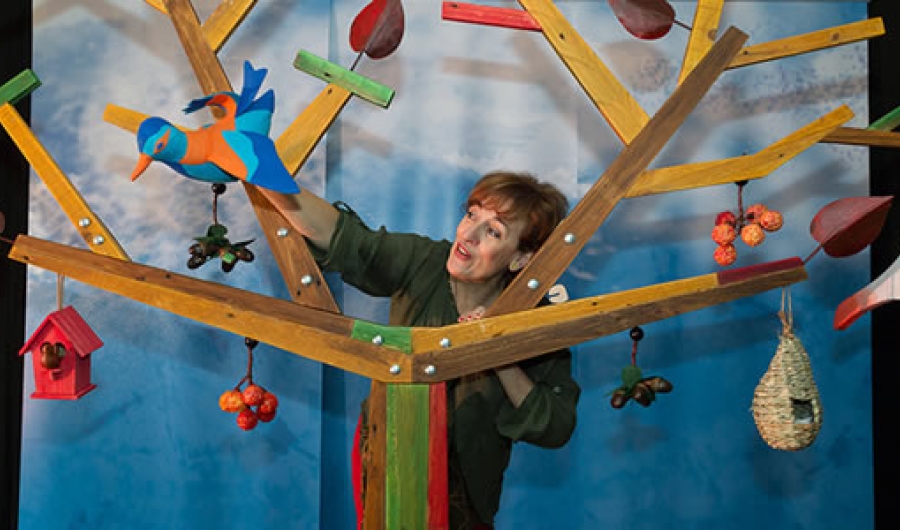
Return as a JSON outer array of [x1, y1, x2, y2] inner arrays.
[[0, 70, 41, 106]]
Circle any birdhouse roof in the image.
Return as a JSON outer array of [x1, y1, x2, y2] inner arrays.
[[19, 306, 103, 358]]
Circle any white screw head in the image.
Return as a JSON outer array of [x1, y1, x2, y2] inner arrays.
[[564, 233, 576, 244], [92, 235, 105, 245], [527, 279, 540, 290], [372, 335, 384, 346], [389, 364, 401, 375], [78, 218, 91, 228], [440, 337, 451, 348], [276, 227, 289, 237], [424, 365, 436, 376], [301, 275, 313, 286]]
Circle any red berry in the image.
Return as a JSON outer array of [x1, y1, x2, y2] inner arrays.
[[715, 211, 736, 226], [242, 384, 265, 407], [759, 210, 783, 232], [237, 409, 258, 431], [740, 223, 765, 247], [257, 409, 277, 423], [745, 203, 768, 222], [711, 223, 737, 245], [714, 244, 737, 266], [219, 389, 245, 413], [259, 392, 279, 415]]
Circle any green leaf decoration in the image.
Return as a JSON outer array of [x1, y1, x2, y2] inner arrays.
[[207, 224, 228, 238], [621, 365, 643, 388]]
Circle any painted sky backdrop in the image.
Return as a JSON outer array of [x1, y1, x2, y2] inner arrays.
[[20, 1, 873, 529]]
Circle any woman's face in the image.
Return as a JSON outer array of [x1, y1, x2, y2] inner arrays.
[[446, 203, 531, 283]]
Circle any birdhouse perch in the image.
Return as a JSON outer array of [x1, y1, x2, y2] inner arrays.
[[19, 306, 102, 400]]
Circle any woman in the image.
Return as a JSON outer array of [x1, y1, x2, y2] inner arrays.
[[284, 171, 580, 529]]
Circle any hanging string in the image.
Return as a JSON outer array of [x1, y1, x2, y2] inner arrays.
[[778, 286, 794, 336]]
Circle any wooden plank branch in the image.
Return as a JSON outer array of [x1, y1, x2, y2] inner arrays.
[[518, 0, 648, 144], [728, 18, 884, 70], [486, 27, 748, 317], [8, 235, 407, 381], [678, 0, 724, 84], [146, 0, 257, 53], [412, 258, 807, 381], [441, 1, 541, 32], [0, 104, 129, 260], [821, 127, 900, 148], [161, 0, 337, 310], [626, 105, 853, 197]]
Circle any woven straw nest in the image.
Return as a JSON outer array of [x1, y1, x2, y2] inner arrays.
[[752, 332, 823, 451]]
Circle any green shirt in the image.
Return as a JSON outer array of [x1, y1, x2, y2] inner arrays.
[[315, 203, 580, 526]]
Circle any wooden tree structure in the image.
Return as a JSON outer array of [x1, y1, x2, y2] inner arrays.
[[3, 0, 897, 528]]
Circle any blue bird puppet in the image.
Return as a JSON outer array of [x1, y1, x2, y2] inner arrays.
[[131, 61, 300, 194]]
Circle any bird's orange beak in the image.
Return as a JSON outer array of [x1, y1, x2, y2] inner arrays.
[[131, 153, 153, 182]]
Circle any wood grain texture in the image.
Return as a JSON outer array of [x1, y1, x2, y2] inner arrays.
[[729, 18, 884, 69], [385, 384, 430, 530], [162, 0, 337, 311], [0, 104, 129, 260], [412, 258, 807, 381], [678, 0, 724, 84], [485, 27, 747, 318], [275, 85, 353, 174], [363, 382, 388, 530], [8, 235, 409, 381], [626, 105, 853, 197], [822, 126, 900, 148], [518, 0, 648, 144], [145, 0, 256, 52]]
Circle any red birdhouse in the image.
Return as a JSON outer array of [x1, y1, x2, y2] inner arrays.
[[19, 306, 102, 400]]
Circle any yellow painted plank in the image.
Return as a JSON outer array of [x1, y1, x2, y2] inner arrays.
[[9, 235, 408, 381], [678, 0, 724, 84], [729, 18, 884, 69], [486, 27, 748, 317], [0, 104, 129, 260], [626, 105, 853, 197], [518, 0, 648, 144], [275, 84, 353, 174], [412, 258, 807, 381]]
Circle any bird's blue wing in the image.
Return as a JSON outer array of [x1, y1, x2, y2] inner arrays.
[[235, 89, 274, 135], [241, 132, 300, 194], [236, 61, 269, 116]]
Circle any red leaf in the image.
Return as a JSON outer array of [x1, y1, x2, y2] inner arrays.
[[608, 0, 675, 40], [350, 0, 405, 60], [809, 196, 893, 257]]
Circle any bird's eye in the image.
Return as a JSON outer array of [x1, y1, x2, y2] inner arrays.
[[154, 141, 165, 153]]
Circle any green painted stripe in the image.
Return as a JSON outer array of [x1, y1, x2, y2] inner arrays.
[[293, 49, 395, 108], [385, 383, 430, 529], [0, 70, 41, 106], [351, 320, 412, 353], [868, 104, 900, 131]]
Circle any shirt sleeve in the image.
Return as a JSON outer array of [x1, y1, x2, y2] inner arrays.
[[495, 349, 580, 448], [311, 202, 443, 298]]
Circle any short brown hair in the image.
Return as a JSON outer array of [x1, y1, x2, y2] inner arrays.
[[467, 171, 568, 253]]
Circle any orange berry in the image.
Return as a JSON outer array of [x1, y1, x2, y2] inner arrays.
[[711, 223, 737, 245], [219, 389, 245, 413], [741, 223, 765, 247], [714, 244, 737, 266], [715, 211, 736, 226], [257, 409, 277, 423], [259, 392, 279, 415], [242, 384, 265, 407], [237, 409, 258, 431], [745, 204, 768, 223], [759, 210, 783, 232]]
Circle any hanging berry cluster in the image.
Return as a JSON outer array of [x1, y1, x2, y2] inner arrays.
[[711, 181, 784, 267], [188, 183, 256, 273], [610, 326, 673, 408], [218, 338, 280, 431]]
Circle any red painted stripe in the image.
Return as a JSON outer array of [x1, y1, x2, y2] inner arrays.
[[442, 2, 542, 32], [716, 256, 804, 285], [428, 383, 449, 529]]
